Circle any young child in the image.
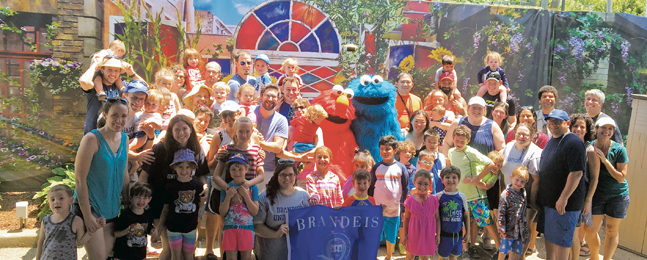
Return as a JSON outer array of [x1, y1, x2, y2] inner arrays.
[[402, 170, 440, 260], [212, 82, 231, 112], [476, 52, 509, 97], [291, 104, 328, 153], [429, 105, 451, 146], [91, 40, 126, 100], [342, 149, 376, 197], [418, 129, 447, 193], [113, 183, 157, 260], [417, 149, 443, 194], [397, 141, 417, 196], [306, 146, 344, 209], [219, 152, 259, 260], [158, 149, 205, 260], [342, 169, 377, 207], [433, 55, 462, 102], [236, 83, 258, 123], [447, 125, 500, 256], [368, 135, 409, 260], [183, 48, 203, 92], [497, 166, 530, 260], [36, 184, 98, 260], [155, 68, 181, 129], [436, 166, 470, 260], [465, 150, 504, 215], [276, 58, 303, 87], [255, 54, 272, 97], [137, 88, 163, 130]]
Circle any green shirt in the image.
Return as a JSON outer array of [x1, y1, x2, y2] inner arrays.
[[590, 140, 629, 198], [448, 146, 493, 201]]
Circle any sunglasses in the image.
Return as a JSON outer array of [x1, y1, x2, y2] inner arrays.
[[221, 111, 237, 118], [103, 54, 121, 60], [107, 97, 128, 104], [239, 61, 252, 66], [278, 158, 295, 165]]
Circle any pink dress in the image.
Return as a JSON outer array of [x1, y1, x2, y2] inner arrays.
[[404, 194, 439, 256]]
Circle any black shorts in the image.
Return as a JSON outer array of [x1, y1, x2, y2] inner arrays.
[[72, 203, 116, 223], [486, 179, 500, 211]]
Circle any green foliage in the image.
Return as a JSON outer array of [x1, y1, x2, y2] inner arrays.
[[564, 0, 645, 16], [33, 164, 76, 221], [28, 58, 83, 94]]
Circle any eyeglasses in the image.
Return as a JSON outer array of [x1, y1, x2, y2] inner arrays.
[[239, 61, 252, 66], [278, 173, 296, 178], [103, 54, 121, 60], [419, 160, 434, 165], [278, 158, 295, 165], [107, 97, 128, 104]]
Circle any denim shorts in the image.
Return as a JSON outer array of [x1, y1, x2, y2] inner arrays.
[[543, 207, 579, 248], [591, 194, 630, 219], [499, 238, 524, 255]]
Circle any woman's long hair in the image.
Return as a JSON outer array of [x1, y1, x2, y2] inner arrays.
[[163, 115, 201, 162], [232, 117, 253, 145], [489, 102, 509, 134], [408, 110, 430, 134], [266, 162, 299, 206]]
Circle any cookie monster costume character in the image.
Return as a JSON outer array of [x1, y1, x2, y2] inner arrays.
[[349, 75, 404, 162], [310, 85, 359, 180]]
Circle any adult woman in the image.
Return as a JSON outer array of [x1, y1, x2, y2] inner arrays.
[[489, 102, 512, 140], [73, 99, 130, 260], [139, 114, 210, 260], [404, 110, 429, 166], [505, 106, 549, 148], [500, 122, 542, 255], [569, 114, 599, 260], [584, 117, 629, 260], [254, 160, 310, 259], [172, 64, 187, 99]]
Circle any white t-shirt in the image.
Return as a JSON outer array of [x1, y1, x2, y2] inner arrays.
[[501, 141, 542, 186]]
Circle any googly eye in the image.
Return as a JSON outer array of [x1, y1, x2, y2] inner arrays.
[[332, 85, 344, 95], [360, 75, 372, 86], [343, 89, 354, 99], [372, 75, 383, 84]]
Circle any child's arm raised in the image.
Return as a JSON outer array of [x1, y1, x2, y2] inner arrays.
[[219, 186, 236, 218], [476, 85, 488, 97], [35, 220, 45, 260], [498, 86, 507, 103]]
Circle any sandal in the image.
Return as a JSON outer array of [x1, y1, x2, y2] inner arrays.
[[205, 253, 218, 260], [580, 243, 591, 257], [526, 247, 537, 256]]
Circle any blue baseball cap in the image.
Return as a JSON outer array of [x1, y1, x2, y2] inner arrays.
[[227, 152, 248, 165], [170, 149, 197, 167], [124, 79, 149, 96], [255, 54, 270, 65], [546, 109, 569, 121]]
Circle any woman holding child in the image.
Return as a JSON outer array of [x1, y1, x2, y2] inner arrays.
[[254, 160, 311, 259], [73, 99, 130, 260]]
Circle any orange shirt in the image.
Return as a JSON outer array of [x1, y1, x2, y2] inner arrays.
[[395, 93, 423, 129]]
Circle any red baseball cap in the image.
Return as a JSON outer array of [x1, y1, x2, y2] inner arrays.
[[439, 71, 455, 82]]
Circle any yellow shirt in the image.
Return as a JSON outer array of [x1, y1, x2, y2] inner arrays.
[[395, 93, 423, 129]]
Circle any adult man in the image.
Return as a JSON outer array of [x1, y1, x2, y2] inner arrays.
[[536, 109, 586, 260], [227, 50, 257, 102], [276, 77, 301, 124], [254, 84, 289, 190], [584, 89, 623, 145], [79, 57, 142, 134], [479, 71, 516, 125], [535, 85, 558, 136], [204, 61, 222, 88], [437, 71, 467, 117], [394, 72, 423, 129]]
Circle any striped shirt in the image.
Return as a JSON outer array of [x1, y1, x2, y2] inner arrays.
[[306, 171, 343, 208], [368, 161, 409, 217], [221, 144, 264, 181]]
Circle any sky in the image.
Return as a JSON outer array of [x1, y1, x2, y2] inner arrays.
[[193, 0, 266, 26]]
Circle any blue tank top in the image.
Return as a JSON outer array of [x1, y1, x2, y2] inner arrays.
[[459, 117, 495, 155], [74, 129, 127, 219]]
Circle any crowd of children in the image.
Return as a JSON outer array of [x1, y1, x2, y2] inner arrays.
[[37, 39, 627, 260]]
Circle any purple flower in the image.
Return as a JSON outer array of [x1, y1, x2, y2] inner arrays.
[[492, 40, 498, 47], [433, 2, 442, 10], [38, 161, 43, 165], [554, 44, 565, 53], [45, 165, 50, 169], [626, 86, 634, 105], [509, 33, 523, 54], [621, 40, 630, 64], [569, 36, 585, 61], [41, 32, 46, 36], [495, 25, 502, 33], [473, 32, 482, 51], [595, 47, 606, 56], [525, 43, 534, 52], [611, 99, 620, 114], [558, 70, 568, 85], [20, 26, 26, 31], [19, 151, 27, 156], [39, 131, 45, 135], [42, 150, 49, 154], [561, 93, 578, 114], [22, 140, 25, 145], [0, 141, 4, 146], [597, 31, 605, 41], [0, 19, 4, 24]]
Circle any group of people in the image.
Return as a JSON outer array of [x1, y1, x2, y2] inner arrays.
[[34, 39, 630, 260]]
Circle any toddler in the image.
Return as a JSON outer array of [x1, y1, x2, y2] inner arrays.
[[497, 166, 530, 260], [255, 54, 272, 97], [397, 141, 417, 195], [433, 55, 462, 102], [342, 149, 376, 197], [290, 104, 328, 153], [429, 105, 451, 145], [91, 40, 126, 100], [212, 82, 231, 112], [183, 48, 203, 92], [236, 83, 258, 123], [276, 58, 303, 87], [477, 52, 509, 98], [402, 170, 440, 260], [113, 183, 157, 260], [219, 152, 259, 260], [155, 68, 181, 129], [306, 146, 344, 209], [36, 184, 98, 260], [158, 149, 205, 260], [436, 166, 470, 260]]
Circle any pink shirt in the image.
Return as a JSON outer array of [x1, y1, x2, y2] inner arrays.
[[306, 171, 343, 208]]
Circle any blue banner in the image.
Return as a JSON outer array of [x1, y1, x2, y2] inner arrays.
[[287, 205, 384, 260]]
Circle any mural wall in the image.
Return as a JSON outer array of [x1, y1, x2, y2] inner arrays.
[[1, 0, 646, 190]]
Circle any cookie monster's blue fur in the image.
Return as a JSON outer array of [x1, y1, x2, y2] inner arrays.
[[349, 75, 404, 162]]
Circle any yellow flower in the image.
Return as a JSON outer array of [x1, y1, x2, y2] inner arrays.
[[221, 74, 234, 83], [270, 75, 278, 84], [428, 47, 454, 63], [399, 55, 415, 72]]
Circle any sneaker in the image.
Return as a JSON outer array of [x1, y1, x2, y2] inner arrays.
[[97, 92, 107, 101], [398, 243, 407, 255], [468, 246, 481, 259]]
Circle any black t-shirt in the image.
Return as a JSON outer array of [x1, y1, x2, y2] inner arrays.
[[163, 179, 204, 233], [113, 208, 154, 260], [538, 133, 587, 211], [482, 91, 516, 118], [142, 143, 209, 218]]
